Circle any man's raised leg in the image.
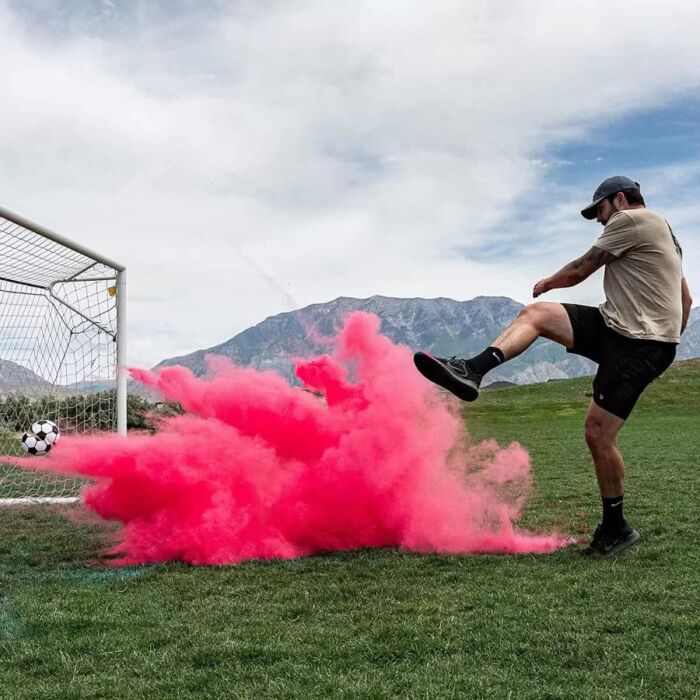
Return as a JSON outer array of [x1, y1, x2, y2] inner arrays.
[[414, 302, 575, 400], [492, 302, 574, 359]]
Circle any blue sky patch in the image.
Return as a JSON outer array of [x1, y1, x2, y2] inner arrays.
[[547, 93, 700, 182]]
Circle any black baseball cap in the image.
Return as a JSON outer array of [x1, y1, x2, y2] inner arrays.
[[580, 176, 641, 220]]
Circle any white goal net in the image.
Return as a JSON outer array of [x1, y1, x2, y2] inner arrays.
[[0, 206, 126, 503]]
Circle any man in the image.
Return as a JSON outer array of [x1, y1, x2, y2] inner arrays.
[[414, 176, 693, 557]]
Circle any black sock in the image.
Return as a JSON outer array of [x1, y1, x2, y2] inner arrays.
[[466, 346, 505, 376], [602, 495, 625, 532]]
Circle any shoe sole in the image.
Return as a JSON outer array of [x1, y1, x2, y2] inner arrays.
[[583, 528, 641, 557], [413, 351, 480, 402]]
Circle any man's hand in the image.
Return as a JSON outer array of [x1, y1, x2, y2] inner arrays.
[[533, 279, 550, 298], [532, 247, 614, 299]]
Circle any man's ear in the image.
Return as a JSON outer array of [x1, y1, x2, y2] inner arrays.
[[616, 191, 627, 208]]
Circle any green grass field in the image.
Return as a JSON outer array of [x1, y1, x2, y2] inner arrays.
[[1, 362, 698, 699]]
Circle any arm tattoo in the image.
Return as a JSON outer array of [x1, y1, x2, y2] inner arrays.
[[547, 246, 616, 290], [568, 246, 615, 273]]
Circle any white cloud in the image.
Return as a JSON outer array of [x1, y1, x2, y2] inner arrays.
[[1, 0, 699, 365]]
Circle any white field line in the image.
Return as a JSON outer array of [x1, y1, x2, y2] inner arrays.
[[0, 497, 80, 506]]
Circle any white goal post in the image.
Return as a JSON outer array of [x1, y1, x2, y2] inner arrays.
[[0, 205, 126, 503]]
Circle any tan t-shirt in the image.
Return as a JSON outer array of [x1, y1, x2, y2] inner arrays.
[[593, 208, 683, 343]]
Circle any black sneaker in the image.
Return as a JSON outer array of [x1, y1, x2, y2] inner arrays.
[[413, 352, 482, 402], [582, 523, 640, 557]]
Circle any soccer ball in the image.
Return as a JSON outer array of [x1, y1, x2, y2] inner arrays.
[[21, 432, 52, 455], [31, 420, 60, 445], [20, 420, 61, 455]]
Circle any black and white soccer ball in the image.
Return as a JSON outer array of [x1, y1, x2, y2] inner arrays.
[[31, 419, 60, 445], [21, 432, 52, 455]]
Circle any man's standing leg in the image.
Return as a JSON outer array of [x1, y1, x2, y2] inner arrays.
[[582, 401, 640, 555]]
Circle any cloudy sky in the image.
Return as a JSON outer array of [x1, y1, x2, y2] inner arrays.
[[1, 0, 699, 367]]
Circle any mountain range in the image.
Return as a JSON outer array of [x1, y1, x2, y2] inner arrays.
[[155, 296, 700, 386], [0, 358, 116, 396]]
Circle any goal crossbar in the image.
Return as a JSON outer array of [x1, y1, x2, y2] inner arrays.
[[0, 206, 125, 274]]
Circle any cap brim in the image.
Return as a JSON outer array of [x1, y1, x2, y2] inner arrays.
[[580, 197, 604, 220]]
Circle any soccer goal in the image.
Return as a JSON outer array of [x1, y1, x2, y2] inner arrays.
[[0, 206, 126, 504]]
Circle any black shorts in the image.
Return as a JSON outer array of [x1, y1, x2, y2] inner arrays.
[[562, 304, 676, 420]]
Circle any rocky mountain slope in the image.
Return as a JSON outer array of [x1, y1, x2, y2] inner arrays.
[[154, 296, 700, 386]]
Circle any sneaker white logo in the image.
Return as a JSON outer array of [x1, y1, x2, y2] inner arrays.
[[599, 393, 604, 400]]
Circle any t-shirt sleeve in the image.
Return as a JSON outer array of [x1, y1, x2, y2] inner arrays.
[[593, 211, 637, 258]]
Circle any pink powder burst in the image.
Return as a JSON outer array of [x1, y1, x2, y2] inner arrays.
[[10, 312, 571, 564]]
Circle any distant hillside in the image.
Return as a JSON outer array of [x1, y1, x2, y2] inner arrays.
[[154, 296, 700, 386], [483, 380, 518, 390], [0, 358, 114, 396], [0, 358, 55, 394], [679, 306, 700, 360], [2, 297, 696, 396]]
